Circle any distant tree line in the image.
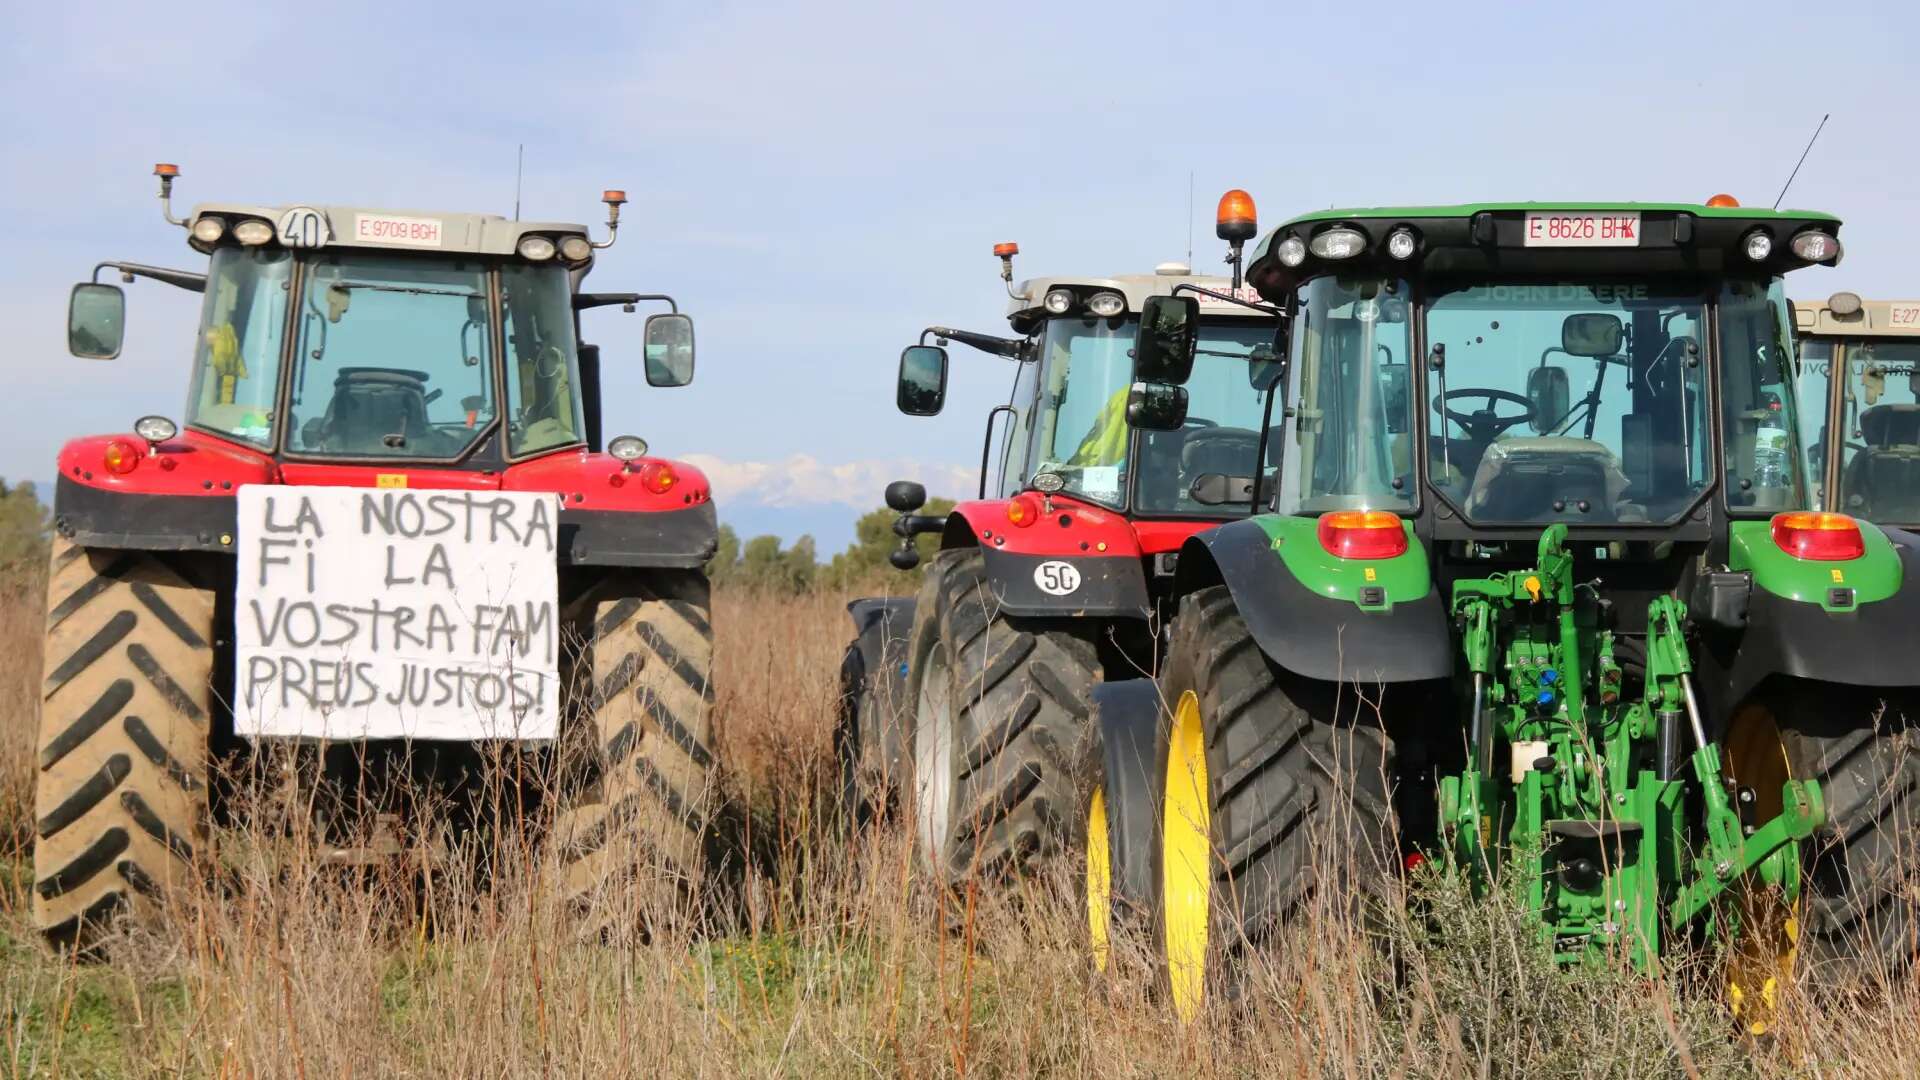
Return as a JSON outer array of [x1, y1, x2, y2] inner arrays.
[[0, 476, 952, 598], [709, 497, 956, 593]]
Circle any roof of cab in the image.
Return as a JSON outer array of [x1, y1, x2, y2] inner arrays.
[[1278, 202, 1841, 229], [1005, 271, 1270, 332], [1794, 296, 1920, 338], [184, 203, 591, 257]]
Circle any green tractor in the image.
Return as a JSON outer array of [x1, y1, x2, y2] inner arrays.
[[1083, 199, 1920, 1030]]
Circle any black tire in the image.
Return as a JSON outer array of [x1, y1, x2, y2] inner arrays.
[[553, 570, 718, 928], [906, 549, 1099, 880], [1151, 585, 1395, 1014], [1773, 685, 1920, 980], [835, 622, 912, 834], [33, 539, 215, 946]]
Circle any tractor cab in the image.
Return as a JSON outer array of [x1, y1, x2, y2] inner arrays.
[[1135, 199, 1841, 590], [1793, 293, 1920, 528], [65, 165, 695, 475]]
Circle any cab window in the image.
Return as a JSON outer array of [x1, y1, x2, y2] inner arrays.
[[502, 263, 585, 456]]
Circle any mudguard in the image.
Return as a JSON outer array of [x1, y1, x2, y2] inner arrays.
[[1089, 679, 1162, 920], [556, 502, 718, 569], [841, 597, 917, 785], [1175, 516, 1452, 684], [942, 496, 1151, 619], [1719, 523, 1920, 702]]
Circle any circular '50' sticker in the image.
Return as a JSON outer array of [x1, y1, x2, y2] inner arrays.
[[1033, 560, 1081, 597]]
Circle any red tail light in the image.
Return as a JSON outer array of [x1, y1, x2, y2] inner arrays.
[[1317, 510, 1407, 559], [636, 462, 678, 495], [1771, 512, 1864, 561], [1005, 494, 1042, 528], [103, 440, 140, 475]]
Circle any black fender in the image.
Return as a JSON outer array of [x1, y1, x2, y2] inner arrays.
[[53, 475, 237, 553], [559, 501, 718, 569], [1713, 526, 1920, 705], [1088, 678, 1161, 921], [840, 596, 917, 788], [1174, 518, 1452, 684]]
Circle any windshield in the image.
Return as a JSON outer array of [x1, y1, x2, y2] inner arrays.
[[1028, 315, 1134, 505], [501, 263, 586, 455], [1425, 281, 1716, 525], [1828, 337, 1920, 522], [287, 253, 496, 460], [1134, 322, 1279, 515], [185, 247, 293, 446], [1275, 276, 1417, 515]]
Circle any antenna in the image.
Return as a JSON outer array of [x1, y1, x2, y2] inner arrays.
[[1186, 171, 1194, 268], [514, 143, 524, 221], [1773, 113, 1829, 210]]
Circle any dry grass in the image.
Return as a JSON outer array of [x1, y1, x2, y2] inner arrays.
[[1, 574, 1917, 1078]]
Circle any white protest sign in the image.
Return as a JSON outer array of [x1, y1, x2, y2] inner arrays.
[[235, 486, 561, 740]]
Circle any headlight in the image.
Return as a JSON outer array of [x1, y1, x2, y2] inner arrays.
[[233, 219, 274, 246], [1386, 229, 1417, 260], [1790, 230, 1840, 262], [517, 235, 557, 261], [1309, 228, 1366, 260], [191, 216, 226, 244], [1030, 470, 1066, 494], [1087, 291, 1125, 318], [1744, 231, 1773, 261], [1276, 235, 1307, 267], [133, 415, 179, 443], [607, 435, 649, 461], [1043, 288, 1075, 314], [559, 235, 592, 262]]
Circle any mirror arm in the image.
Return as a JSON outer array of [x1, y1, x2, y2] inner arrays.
[[926, 326, 1026, 359], [92, 261, 206, 294], [574, 292, 677, 312], [1169, 282, 1283, 316], [1250, 370, 1284, 509]]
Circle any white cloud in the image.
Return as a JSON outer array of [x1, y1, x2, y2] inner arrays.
[[680, 453, 974, 509]]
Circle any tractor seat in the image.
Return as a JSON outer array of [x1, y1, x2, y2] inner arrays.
[[1464, 437, 1631, 522], [1841, 404, 1920, 521], [321, 368, 433, 455]]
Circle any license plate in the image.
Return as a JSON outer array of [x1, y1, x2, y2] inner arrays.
[[1890, 302, 1920, 329], [353, 213, 444, 247], [1523, 211, 1640, 248]]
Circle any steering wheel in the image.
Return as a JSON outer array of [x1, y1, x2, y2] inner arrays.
[[1436, 387, 1536, 443], [1182, 417, 1218, 429], [534, 344, 566, 380]]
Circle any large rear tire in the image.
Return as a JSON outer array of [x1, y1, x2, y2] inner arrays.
[[553, 570, 718, 927], [907, 549, 1099, 881], [1152, 585, 1395, 1021], [33, 539, 215, 946], [1771, 685, 1920, 981]]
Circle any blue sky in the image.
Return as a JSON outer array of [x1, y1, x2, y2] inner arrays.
[[4, 1, 1917, 550]]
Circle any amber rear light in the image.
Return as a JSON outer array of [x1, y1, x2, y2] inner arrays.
[[103, 440, 140, 475], [1316, 510, 1407, 559], [1770, 512, 1864, 561], [1005, 494, 1041, 528]]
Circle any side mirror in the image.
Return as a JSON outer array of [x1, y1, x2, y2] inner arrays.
[[1126, 381, 1189, 431], [69, 283, 126, 359], [1526, 366, 1570, 432], [1132, 295, 1199, 384], [643, 313, 696, 387], [1562, 312, 1623, 358], [897, 345, 948, 416]]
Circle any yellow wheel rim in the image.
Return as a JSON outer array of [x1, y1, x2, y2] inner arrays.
[[1087, 786, 1112, 974], [1723, 702, 1800, 1038], [1162, 690, 1211, 1022]]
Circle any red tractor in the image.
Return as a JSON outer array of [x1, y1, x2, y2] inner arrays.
[[839, 193, 1284, 876], [37, 164, 719, 943]]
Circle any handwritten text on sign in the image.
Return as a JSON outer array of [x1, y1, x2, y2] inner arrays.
[[235, 487, 561, 740]]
